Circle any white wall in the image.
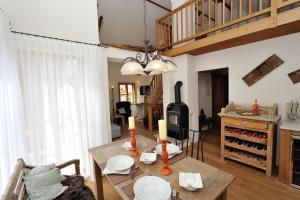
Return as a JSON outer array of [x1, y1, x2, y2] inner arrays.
[[0, 0, 99, 44], [98, 0, 169, 47], [163, 54, 199, 130], [194, 32, 300, 120]]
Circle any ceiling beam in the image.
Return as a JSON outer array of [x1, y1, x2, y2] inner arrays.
[[146, 0, 171, 12], [218, 0, 231, 10]]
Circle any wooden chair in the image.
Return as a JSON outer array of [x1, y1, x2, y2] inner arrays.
[[174, 127, 208, 162], [1, 158, 94, 200]]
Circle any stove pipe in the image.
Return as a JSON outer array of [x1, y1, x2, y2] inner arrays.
[[174, 81, 182, 104]]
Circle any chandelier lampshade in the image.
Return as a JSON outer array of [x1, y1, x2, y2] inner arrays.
[[144, 60, 168, 73], [120, 61, 146, 75]]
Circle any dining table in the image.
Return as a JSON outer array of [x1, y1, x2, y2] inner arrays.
[[89, 135, 235, 200]]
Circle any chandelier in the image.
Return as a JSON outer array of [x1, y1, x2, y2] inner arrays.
[[121, 0, 177, 75]]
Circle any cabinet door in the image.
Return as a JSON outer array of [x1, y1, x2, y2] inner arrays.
[[279, 129, 292, 184]]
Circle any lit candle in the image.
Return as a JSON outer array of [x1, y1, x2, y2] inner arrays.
[[159, 120, 167, 141], [129, 116, 135, 129]]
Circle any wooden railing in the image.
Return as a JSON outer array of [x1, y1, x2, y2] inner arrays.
[[144, 74, 163, 132], [156, 0, 300, 51]]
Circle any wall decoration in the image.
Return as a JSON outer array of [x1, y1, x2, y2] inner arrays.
[[288, 69, 300, 84], [242, 54, 284, 86]]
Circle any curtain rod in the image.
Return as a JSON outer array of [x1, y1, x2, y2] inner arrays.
[[11, 31, 108, 48]]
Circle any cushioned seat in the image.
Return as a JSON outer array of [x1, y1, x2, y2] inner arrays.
[[111, 123, 121, 139]]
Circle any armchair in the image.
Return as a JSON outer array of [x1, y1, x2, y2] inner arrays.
[[1, 159, 95, 200], [116, 101, 132, 122]]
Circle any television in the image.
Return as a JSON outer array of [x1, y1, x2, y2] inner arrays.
[[140, 85, 150, 95]]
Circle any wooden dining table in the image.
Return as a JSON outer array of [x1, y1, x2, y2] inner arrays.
[[89, 135, 234, 200]]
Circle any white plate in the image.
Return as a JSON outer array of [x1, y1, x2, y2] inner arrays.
[[107, 155, 134, 171], [134, 176, 171, 200], [156, 143, 180, 155]]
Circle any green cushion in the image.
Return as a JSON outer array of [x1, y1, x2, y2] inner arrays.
[[24, 168, 67, 200]]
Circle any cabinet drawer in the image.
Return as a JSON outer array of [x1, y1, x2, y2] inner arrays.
[[223, 118, 268, 131]]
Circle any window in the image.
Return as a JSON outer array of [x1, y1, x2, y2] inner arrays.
[[118, 83, 136, 103]]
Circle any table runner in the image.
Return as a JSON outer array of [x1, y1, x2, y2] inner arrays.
[[100, 163, 143, 185]]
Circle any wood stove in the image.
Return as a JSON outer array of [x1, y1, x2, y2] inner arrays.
[[166, 81, 189, 140]]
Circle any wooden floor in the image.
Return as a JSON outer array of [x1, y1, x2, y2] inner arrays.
[[86, 121, 300, 200]]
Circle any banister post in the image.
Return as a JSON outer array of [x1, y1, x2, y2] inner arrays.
[[148, 106, 153, 133], [156, 19, 160, 49], [270, 0, 278, 28]]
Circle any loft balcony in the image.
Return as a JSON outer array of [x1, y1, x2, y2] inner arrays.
[[156, 0, 300, 56]]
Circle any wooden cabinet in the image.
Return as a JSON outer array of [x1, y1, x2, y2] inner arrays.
[[279, 122, 300, 188], [219, 103, 280, 176]]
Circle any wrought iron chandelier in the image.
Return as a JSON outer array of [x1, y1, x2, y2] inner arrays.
[[121, 0, 177, 75]]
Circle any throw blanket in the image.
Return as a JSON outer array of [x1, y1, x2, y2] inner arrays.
[[55, 176, 95, 200]]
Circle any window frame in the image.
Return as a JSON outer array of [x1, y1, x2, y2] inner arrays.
[[118, 82, 136, 103]]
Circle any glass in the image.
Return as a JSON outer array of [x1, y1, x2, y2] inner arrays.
[[128, 84, 133, 93], [119, 85, 127, 94], [120, 95, 127, 101]]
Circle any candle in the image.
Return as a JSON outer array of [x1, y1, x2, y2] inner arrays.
[[129, 116, 135, 129], [159, 120, 167, 140]]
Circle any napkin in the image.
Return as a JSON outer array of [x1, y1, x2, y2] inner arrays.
[[121, 142, 132, 151], [102, 166, 131, 175], [179, 172, 203, 189]]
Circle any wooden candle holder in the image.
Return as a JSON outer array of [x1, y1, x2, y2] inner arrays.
[[129, 128, 139, 157], [160, 140, 172, 175]]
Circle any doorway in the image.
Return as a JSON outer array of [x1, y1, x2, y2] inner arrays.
[[198, 68, 229, 129]]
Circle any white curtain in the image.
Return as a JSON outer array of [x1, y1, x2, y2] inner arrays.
[[0, 10, 27, 194], [14, 34, 111, 176]]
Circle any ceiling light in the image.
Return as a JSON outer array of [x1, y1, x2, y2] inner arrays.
[[121, 0, 177, 76]]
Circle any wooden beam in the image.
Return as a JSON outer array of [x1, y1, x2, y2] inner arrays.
[[218, 0, 231, 10], [198, 10, 215, 22], [146, 0, 171, 12], [101, 42, 155, 52]]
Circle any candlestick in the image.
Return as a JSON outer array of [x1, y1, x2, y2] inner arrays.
[[129, 128, 139, 157], [158, 120, 167, 140], [160, 140, 172, 175], [129, 116, 135, 129]]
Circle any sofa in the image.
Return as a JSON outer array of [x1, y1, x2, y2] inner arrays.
[[111, 123, 121, 139]]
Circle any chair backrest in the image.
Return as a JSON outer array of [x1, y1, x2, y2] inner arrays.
[[174, 127, 207, 162], [116, 101, 131, 112], [1, 159, 27, 200]]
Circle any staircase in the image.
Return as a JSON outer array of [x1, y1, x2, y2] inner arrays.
[[143, 74, 163, 132]]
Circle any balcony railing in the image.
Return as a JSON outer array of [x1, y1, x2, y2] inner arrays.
[[156, 0, 300, 53]]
